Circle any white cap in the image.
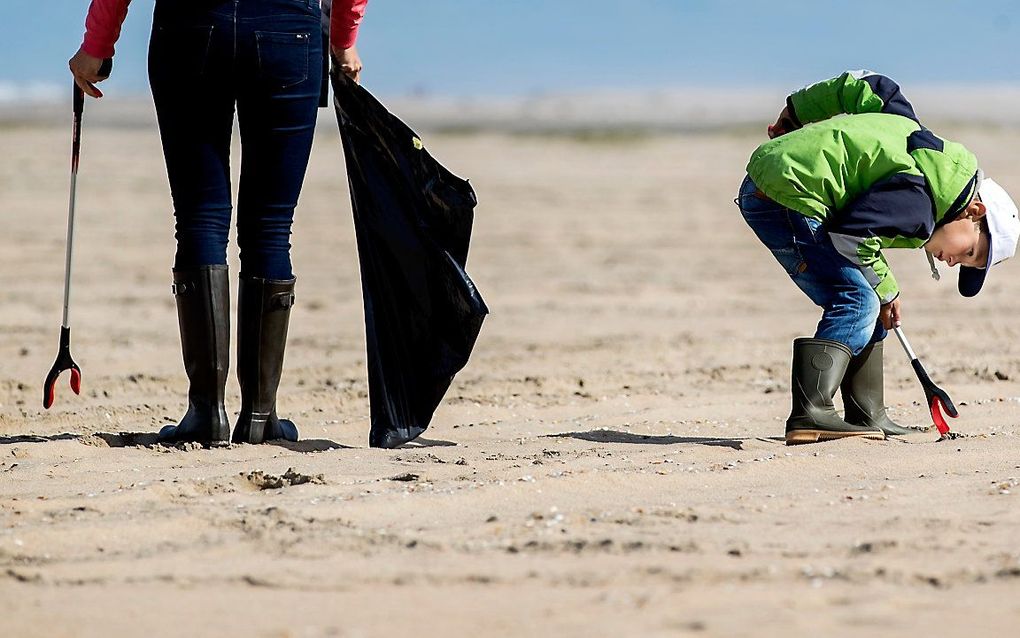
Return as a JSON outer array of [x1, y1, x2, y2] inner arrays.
[[959, 177, 1020, 296]]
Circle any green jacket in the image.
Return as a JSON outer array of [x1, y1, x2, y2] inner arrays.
[[746, 70, 980, 303]]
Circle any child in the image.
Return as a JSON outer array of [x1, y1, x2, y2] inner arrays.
[[738, 70, 1020, 445]]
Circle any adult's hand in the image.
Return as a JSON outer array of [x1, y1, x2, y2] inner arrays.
[[69, 47, 108, 98], [879, 297, 902, 330], [332, 45, 363, 83], [767, 106, 799, 139]]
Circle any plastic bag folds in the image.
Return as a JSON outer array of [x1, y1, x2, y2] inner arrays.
[[331, 70, 488, 448]]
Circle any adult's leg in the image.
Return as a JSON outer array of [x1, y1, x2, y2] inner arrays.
[[149, 5, 235, 269], [149, 3, 236, 443], [234, 2, 322, 279], [231, 1, 321, 443]]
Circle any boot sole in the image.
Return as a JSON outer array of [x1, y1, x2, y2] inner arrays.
[[786, 429, 886, 445], [157, 424, 230, 447]]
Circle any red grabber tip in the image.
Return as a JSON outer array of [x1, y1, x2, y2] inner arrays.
[[929, 396, 952, 436]]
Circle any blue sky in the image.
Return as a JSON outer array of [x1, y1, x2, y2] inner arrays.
[[1, 0, 1018, 98]]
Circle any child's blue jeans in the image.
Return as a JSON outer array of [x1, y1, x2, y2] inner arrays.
[[736, 175, 885, 355]]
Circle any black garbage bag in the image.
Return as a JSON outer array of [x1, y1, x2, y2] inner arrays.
[[330, 70, 488, 448]]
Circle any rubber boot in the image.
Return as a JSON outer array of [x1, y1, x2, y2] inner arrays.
[[158, 266, 231, 445], [841, 341, 913, 436], [231, 276, 299, 444], [786, 337, 885, 445]]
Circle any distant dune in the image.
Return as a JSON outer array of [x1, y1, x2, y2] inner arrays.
[[3, 84, 1020, 132]]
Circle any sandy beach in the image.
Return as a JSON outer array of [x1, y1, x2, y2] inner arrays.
[[2, 112, 1019, 637]]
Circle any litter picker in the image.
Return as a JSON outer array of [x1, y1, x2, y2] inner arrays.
[[43, 60, 111, 409]]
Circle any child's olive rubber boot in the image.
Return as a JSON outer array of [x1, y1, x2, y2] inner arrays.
[[786, 337, 885, 445], [159, 266, 231, 445], [840, 340, 913, 436], [231, 276, 299, 444]]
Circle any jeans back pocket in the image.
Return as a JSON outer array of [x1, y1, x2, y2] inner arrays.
[[255, 31, 311, 90]]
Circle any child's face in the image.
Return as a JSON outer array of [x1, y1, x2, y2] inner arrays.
[[926, 200, 989, 269]]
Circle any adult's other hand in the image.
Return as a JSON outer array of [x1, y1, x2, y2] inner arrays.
[[332, 45, 362, 83]]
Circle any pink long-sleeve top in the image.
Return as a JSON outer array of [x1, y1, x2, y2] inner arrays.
[[81, 0, 367, 59]]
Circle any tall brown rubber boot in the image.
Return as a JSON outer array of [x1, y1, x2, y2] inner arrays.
[[786, 337, 885, 445]]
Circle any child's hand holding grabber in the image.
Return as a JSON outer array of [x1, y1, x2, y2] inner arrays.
[[879, 297, 902, 329]]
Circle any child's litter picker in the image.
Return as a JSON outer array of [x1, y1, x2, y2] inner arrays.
[[892, 326, 960, 441], [43, 61, 111, 409]]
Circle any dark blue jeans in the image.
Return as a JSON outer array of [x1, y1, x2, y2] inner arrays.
[[736, 175, 885, 355], [149, 0, 322, 279]]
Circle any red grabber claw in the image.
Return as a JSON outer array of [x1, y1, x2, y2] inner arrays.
[[70, 367, 82, 394], [43, 326, 81, 409], [929, 394, 958, 439], [929, 398, 949, 437]]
